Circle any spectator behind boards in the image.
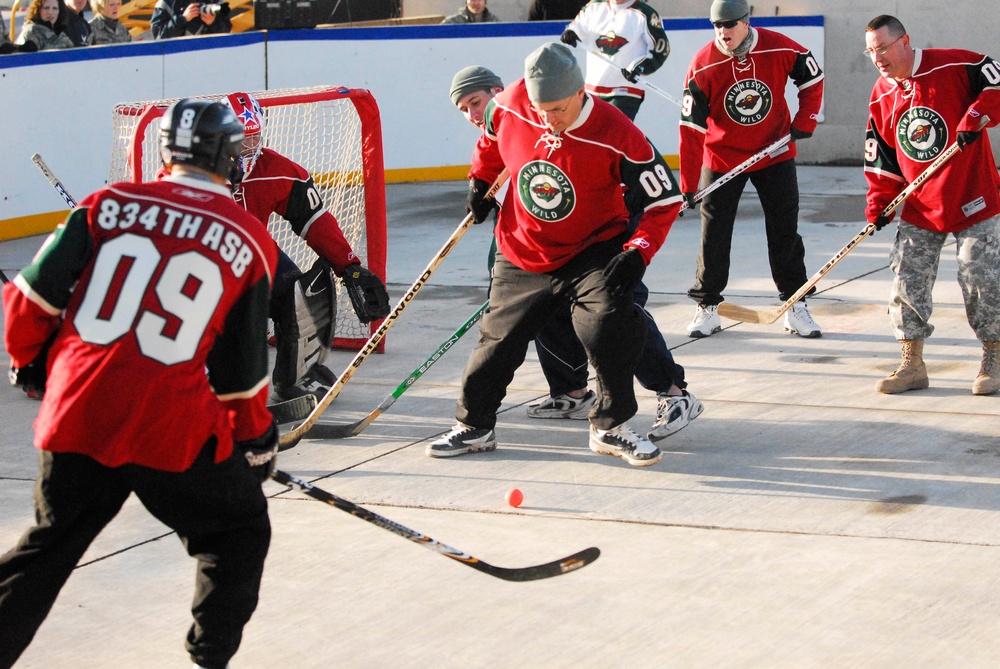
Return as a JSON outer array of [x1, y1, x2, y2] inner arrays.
[[442, 0, 500, 24], [151, 0, 231, 38], [862, 14, 1000, 396], [528, 0, 586, 21], [16, 0, 76, 50], [89, 0, 131, 44], [64, 0, 91, 46]]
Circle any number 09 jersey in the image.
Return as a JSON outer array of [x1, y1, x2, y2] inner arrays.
[[2, 175, 278, 471]]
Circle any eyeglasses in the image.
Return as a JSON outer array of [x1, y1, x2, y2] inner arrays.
[[863, 35, 903, 58], [713, 19, 740, 29]]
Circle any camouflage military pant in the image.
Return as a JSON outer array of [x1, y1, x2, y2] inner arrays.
[[889, 215, 1000, 341]]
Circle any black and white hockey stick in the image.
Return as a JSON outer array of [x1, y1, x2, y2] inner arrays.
[[271, 469, 600, 581], [278, 169, 511, 450], [305, 300, 488, 441], [716, 116, 990, 325], [29, 152, 315, 421], [580, 47, 683, 108], [31, 153, 78, 208], [681, 134, 791, 212]]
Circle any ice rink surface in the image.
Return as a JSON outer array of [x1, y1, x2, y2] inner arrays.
[[2, 167, 1000, 668]]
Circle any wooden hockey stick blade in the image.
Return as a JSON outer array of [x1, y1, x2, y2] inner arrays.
[[716, 301, 779, 325], [306, 301, 489, 440], [269, 395, 317, 425], [271, 469, 600, 582], [277, 170, 510, 450]]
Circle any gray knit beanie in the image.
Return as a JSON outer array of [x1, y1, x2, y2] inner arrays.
[[449, 66, 504, 105], [710, 0, 749, 22], [523, 42, 584, 103]]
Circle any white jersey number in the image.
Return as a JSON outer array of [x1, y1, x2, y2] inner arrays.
[[74, 233, 224, 365]]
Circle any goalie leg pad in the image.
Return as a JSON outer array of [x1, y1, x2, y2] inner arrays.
[[272, 260, 337, 391]]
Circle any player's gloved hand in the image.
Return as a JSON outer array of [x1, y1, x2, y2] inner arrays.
[[603, 248, 646, 298], [871, 215, 892, 233], [621, 60, 651, 84], [343, 263, 391, 323], [560, 29, 579, 48], [957, 131, 981, 150], [789, 126, 813, 142], [466, 178, 499, 224], [237, 419, 279, 483], [682, 192, 699, 210], [8, 338, 53, 400]]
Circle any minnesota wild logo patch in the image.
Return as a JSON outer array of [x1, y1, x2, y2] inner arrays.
[[724, 80, 773, 125], [518, 161, 576, 221], [896, 106, 948, 162]]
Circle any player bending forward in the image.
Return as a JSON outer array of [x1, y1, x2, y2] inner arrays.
[[429, 43, 683, 467], [0, 100, 278, 669], [222, 91, 390, 402]]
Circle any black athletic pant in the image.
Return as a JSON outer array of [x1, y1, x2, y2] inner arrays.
[[458, 236, 646, 431], [0, 440, 270, 669], [687, 158, 811, 306]]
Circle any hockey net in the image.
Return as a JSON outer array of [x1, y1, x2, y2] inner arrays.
[[107, 85, 387, 351]]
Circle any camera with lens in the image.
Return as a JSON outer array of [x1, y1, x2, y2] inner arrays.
[[200, 2, 229, 15]]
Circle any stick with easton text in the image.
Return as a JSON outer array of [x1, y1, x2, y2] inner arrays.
[[716, 116, 990, 325], [304, 300, 489, 441], [29, 152, 317, 423], [278, 169, 510, 450], [271, 469, 600, 581]]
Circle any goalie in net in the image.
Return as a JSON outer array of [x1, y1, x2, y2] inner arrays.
[[108, 86, 390, 402]]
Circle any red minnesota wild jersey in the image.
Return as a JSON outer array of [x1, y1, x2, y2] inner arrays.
[[679, 27, 824, 193], [864, 48, 1000, 233], [2, 175, 278, 471], [235, 147, 357, 273], [470, 80, 682, 273]]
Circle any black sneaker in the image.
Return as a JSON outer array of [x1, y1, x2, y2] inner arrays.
[[426, 423, 497, 458]]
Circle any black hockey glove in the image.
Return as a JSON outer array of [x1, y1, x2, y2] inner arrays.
[[682, 192, 699, 210], [8, 337, 54, 400], [789, 126, 813, 142], [603, 248, 646, 299], [871, 215, 892, 232], [621, 60, 652, 84], [560, 29, 579, 48], [343, 264, 391, 324], [237, 419, 278, 483], [466, 178, 499, 224], [957, 131, 981, 150]]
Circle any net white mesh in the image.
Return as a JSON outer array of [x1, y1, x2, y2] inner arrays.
[[107, 86, 382, 349]]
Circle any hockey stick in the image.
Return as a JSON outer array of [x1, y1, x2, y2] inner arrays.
[[581, 48, 683, 108], [681, 134, 792, 212], [30, 152, 318, 422], [271, 469, 600, 581], [307, 300, 489, 440], [716, 118, 989, 325], [278, 169, 511, 450], [31, 153, 78, 208]]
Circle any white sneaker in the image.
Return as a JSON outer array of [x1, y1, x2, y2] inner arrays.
[[687, 304, 721, 338], [526, 390, 596, 419], [647, 391, 704, 442], [426, 423, 497, 458], [784, 301, 822, 338], [589, 422, 663, 467]]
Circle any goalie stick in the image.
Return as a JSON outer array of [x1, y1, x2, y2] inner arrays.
[[28, 152, 316, 422], [271, 469, 600, 582], [716, 117, 990, 325], [306, 300, 488, 441], [278, 169, 511, 450]]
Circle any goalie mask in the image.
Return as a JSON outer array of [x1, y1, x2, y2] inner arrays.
[[222, 91, 265, 179], [159, 99, 244, 184]]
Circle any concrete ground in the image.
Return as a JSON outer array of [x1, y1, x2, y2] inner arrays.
[[2, 166, 999, 668]]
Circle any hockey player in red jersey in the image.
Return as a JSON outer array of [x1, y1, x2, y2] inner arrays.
[[679, 0, 824, 340], [222, 91, 389, 402], [429, 43, 683, 467], [863, 15, 1000, 395], [0, 100, 278, 669]]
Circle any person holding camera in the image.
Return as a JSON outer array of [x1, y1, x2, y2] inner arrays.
[[150, 0, 230, 38]]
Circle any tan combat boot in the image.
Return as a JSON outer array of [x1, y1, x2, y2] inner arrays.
[[972, 340, 1000, 395], [876, 339, 929, 394]]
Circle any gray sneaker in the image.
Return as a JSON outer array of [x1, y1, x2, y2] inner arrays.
[[647, 391, 704, 442], [526, 390, 596, 419], [589, 422, 663, 467], [426, 423, 497, 458]]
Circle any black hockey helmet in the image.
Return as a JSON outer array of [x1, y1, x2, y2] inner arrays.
[[159, 99, 245, 183]]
